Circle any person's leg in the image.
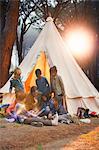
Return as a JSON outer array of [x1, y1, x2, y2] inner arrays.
[[58, 114, 70, 124], [24, 114, 58, 126], [57, 95, 67, 112], [23, 117, 52, 126], [56, 95, 62, 105], [31, 117, 52, 126], [39, 110, 49, 117], [23, 117, 43, 127], [40, 113, 58, 126], [62, 96, 68, 112], [58, 114, 67, 121]]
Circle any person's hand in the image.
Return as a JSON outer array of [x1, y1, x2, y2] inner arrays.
[[46, 106, 50, 112], [48, 113, 53, 119], [10, 112, 17, 119]]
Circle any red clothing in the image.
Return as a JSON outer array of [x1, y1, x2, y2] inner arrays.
[[6, 100, 17, 114]]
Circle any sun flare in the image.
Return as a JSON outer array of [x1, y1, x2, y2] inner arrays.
[[65, 27, 95, 61]]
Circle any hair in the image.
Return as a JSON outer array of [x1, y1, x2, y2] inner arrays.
[[35, 69, 41, 76], [13, 67, 21, 79], [16, 91, 26, 101], [52, 66, 57, 71], [41, 93, 48, 98], [30, 86, 37, 94], [14, 67, 21, 76], [50, 66, 57, 73], [53, 98, 58, 109]]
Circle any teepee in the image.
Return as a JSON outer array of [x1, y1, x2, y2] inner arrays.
[[0, 17, 99, 115]]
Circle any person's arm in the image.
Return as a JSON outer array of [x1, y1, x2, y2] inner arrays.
[[6, 100, 17, 115], [36, 79, 39, 89], [9, 80, 13, 93], [36, 79, 38, 85], [44, 77, 49, 87], [33, 98, 38, 106], [45, 77, 51, 94], [58, 76, 68, 111], [50, 77, 54, 93], [58, 76, 65, 96], [49, 100, 56, 114], [21, 79, 25, 92]]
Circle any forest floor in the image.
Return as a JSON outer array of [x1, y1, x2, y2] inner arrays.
[[0, 117, 99, 150]]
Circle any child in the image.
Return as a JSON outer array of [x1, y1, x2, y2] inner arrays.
[[35, 69, 50, 96], [24, 91, 59, 126], [6, 86, 40, 121], [24, 86, 40, 112], [49, 92, 67, 115], [40, 92, 66, 119], [24, 89, 58, 126], [6, 88, 58, 126], [6, 91, 26, 121], [50, 66, 67, 111], [39, 94, 55, 118], [9, 67, 24, 93]]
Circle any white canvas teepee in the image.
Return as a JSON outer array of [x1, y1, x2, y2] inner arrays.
[[0, 17, 99, 115]]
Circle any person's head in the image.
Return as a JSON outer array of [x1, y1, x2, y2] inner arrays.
[[16, 91, 26, 103], [50, 91, 58, 108], [41, 94, 48, 102], [35, 69, 42, 78], [14, 67, 21, 79], [30, 86, 39, 97], [50, 91, 55, 99], [50, 66, 57, 77]]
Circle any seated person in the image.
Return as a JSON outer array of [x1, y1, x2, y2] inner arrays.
[[24, 86, 40, 112], [6, 91, 26, 121], [35, 69, 50, 96], [39, 93, 57, 118], [6, 86, 41, 118], [40, 92, 67, 119], [38, 92, 72, 124], [6, 87, 58, 126], [49, 92, 67, 115]]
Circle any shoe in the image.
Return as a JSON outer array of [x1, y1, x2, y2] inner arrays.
[[31, 121, 44, 127], [51, 113, 58, 126], [41, 115, 47, 119], [23, 118, 33, 124], [5, 118, 15, 123], [60, 119, 70, 124]]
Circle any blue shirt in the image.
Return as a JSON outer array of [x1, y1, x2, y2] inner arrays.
[[41, 99, 66, 115], [36, 77, 50, 95], [41, 99, 57, 115], [9, 77, 24, 93]]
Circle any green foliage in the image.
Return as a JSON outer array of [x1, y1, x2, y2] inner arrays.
[[37, 144, 43, 150]]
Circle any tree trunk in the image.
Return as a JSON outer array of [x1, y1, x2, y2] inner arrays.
[[0, 0, 19, 88], [19, 29, 24, 64], [0, 1, 7, 32], [16, 27, 24, 64]]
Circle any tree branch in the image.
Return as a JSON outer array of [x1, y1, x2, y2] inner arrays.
[[53, 0, 70, 22]]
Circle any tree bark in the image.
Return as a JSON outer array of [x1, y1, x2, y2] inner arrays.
[[18, 29, 24, 64], [0, 0, 19, 88], [0, 1, 7, 32], [16, 24, 24, 64]]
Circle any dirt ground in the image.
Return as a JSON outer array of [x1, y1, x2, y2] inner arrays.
[[0, 117, 99, 150]]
